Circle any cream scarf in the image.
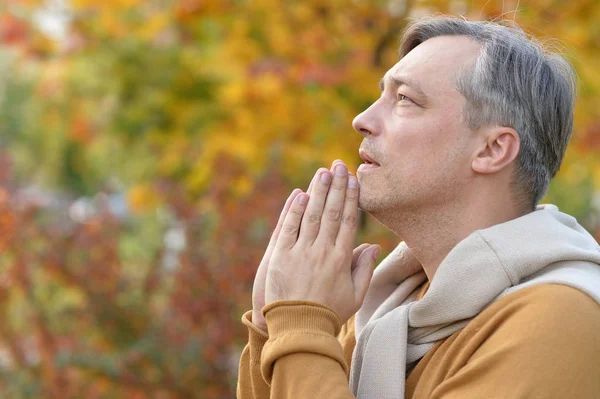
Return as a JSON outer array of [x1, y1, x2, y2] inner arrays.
[[349, 204, 600, 399]]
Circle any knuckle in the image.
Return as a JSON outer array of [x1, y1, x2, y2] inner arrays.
[[326, 208, 342, 222], [345, 191, 358, 201], [306, 212, 321, 224], [343, 214, 357, 228], [282, 225, 298, 236], [332, 180, 346, 190], [289, 206, 304, 216]]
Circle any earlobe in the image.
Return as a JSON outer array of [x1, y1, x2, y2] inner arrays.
[[471, 127, 520, 174], [472, 155, 490, 174]]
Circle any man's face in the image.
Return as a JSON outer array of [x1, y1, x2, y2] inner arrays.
[[353, 35, 482, 216]]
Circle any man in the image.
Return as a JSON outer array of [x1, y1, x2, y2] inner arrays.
[[237, 16, 600, 398]]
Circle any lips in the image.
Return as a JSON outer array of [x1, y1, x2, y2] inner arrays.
[[359, 150, 380, 166]]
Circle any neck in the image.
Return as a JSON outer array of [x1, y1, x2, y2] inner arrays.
[[370, 196, 529, 281]]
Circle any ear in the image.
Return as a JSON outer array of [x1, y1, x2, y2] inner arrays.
[[471, 127, 520, 174]]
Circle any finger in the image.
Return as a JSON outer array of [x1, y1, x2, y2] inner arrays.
[[276, 192, 309, 249], [258, 188, 302, 275], [298, 169, 332, 244], [317, 162, 349, 242], [331, 159, 353, 177], [267, 189, 302, 250], [351, 243, 372, 272], [307, 167, 329, 198], [330, 159, 344, 171], [307, 159, 344, 193], [336, 174, 359, 248], [352, 245, 380, 305], [306, 160, 345, 196]]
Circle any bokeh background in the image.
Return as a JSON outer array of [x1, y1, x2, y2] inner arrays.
[[0, 0, 598, 397]]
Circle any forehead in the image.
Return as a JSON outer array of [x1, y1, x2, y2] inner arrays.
[[386, 35, 481, 95]]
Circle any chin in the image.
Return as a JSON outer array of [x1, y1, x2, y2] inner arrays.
[[359, 189, 414, 217], [357, 195, 383, 214]]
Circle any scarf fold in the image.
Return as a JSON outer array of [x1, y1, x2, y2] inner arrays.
[[350, 204, 600, 399]]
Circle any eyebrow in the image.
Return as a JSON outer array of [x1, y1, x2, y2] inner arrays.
[[379, 75, 427, 98]]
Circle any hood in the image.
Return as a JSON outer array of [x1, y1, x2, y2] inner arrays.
[[410, 204, 600, 327]]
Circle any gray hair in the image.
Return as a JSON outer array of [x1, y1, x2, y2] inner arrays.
[[399, 16, 577, 210]]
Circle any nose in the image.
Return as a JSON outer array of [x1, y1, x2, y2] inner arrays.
[[352, 101, 381, 138]]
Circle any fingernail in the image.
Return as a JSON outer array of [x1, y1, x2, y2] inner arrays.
[[320, 171, 332, 184], [298, 194, 308, 205], [348, 176, 357, 188], [372, 246, 381, 260], [335, 164, 347, 176]]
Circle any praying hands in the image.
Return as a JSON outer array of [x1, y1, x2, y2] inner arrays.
[[252, 160, 381, 333]]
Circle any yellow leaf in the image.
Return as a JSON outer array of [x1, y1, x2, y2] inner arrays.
[[232, 175, 253, 197], [127, 184, 159, 213], [139, 14, 170, 40]]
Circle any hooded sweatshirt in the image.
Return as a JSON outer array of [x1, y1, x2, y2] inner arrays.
[[237, 204, 600, 398]]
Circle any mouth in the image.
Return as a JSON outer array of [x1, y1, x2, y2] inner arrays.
[[357, 162, 379, 173], [358, 150, 380, 174], [359, 150, 380, 166]]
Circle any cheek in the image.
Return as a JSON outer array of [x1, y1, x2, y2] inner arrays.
[[383, 107, 467, 173], [384, 136, 463, 190], [385, 129, 435, 172]]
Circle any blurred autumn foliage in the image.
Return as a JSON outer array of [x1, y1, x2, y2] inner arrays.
[[0, 0, 599, 397]]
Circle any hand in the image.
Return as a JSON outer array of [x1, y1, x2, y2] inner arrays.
[[308, 160, 375, 282], [252, 189, 303, 333], [251, 162, 340, 332], [265, 161, 381, 323]]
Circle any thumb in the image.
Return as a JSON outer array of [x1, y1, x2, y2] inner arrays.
[[352, 245, 380, 305]]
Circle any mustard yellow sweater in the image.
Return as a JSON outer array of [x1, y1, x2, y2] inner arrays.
[[237, 283, 600, 398]]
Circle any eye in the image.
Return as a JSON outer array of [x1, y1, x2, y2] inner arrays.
[[397, 93, 413, 103]]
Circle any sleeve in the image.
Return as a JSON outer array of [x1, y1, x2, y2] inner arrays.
[[431, 284, 600, 399], [338, 313, 357, 379], [237, 310, 271, 399], [260, 300, 356, 399]]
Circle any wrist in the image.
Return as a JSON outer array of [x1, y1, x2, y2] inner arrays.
[[262, 300, 343, 337]]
